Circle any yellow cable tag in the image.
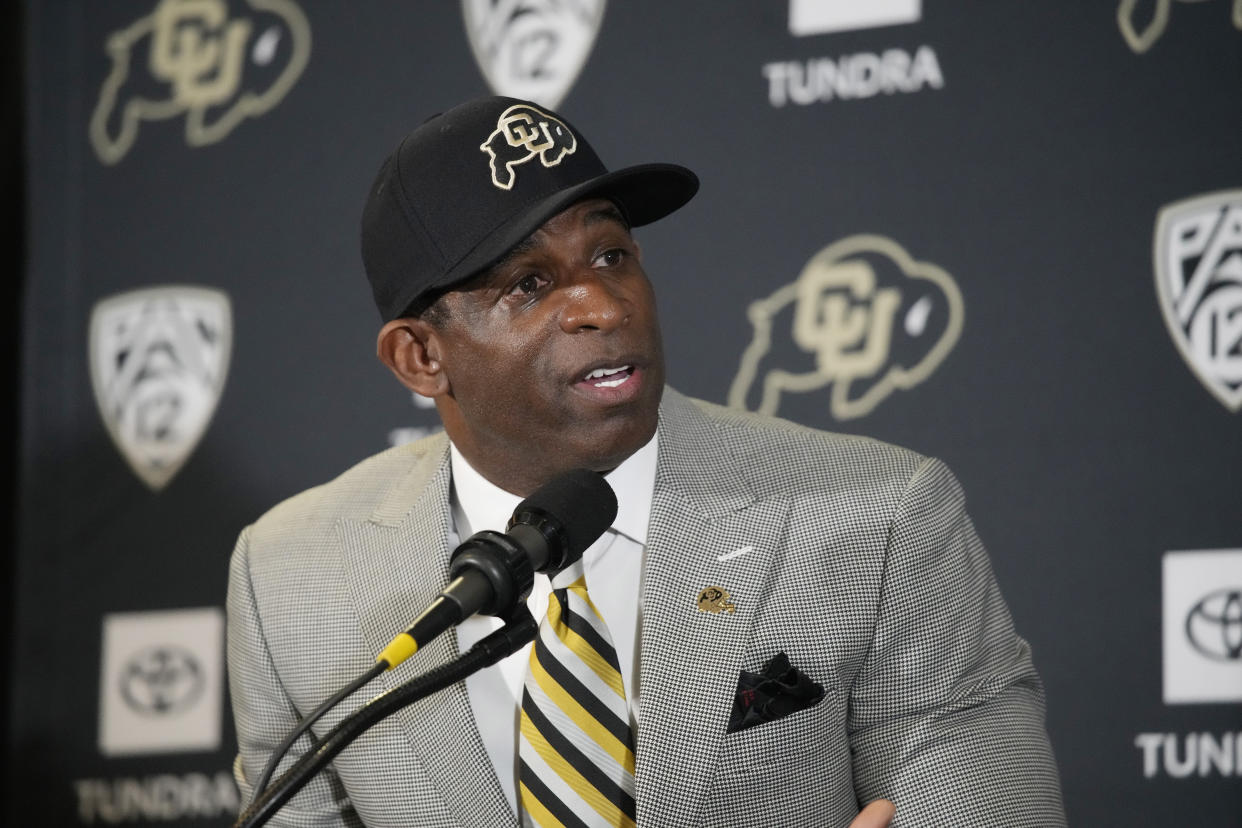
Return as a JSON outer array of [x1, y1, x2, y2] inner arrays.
[[376, 634, 418, 669]]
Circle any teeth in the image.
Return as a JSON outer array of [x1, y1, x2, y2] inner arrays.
[[585, 365, 630, 380], [583, 364, 632, 388]]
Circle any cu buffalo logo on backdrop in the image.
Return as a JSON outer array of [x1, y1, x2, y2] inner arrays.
[[463, 0, 606, 109], [1117, 0, 1242, 53], [89, 285, 233, 491], [120, 646, 206, 716], [89, 0, 311, 165], [729, 235, 963, 420], [1153, 189, 1242, 412], [480, 104, 578, 190]]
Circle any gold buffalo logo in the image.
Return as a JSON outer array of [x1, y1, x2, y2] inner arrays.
[[480, 104, 578, 191], [89, 0, 311, 165], [1117, 0, 1242, 53], [729, 235, 964, 421]]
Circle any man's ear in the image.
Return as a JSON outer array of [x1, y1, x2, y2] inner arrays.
[[376, 317, 449, 397]]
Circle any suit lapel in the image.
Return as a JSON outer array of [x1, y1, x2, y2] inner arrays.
[[636, 391, 789, 826], [337, 438, 517, 828]]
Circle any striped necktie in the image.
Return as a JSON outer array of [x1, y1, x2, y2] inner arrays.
[[518, 559, 637, 828]]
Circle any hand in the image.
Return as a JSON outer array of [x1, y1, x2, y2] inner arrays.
[[850, 799, 895, 828]]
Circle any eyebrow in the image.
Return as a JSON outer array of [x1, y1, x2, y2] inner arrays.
[[490, 235, 540, 273]]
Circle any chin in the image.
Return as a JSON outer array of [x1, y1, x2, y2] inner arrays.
[[577, 419, 657, 473]]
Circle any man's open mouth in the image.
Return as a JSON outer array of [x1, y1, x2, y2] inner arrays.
[[582, 365, 634, 388]]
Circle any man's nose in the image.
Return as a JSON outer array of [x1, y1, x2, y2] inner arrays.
[[558, 272, 628, 333]]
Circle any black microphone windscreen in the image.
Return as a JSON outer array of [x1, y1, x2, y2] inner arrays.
[[515, 469, 618, 558]]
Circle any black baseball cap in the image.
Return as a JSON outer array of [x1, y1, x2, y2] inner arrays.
[[361, 96, 699, 321]]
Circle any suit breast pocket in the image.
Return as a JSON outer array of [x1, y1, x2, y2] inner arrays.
[[700, 682, 858, 827], [718, 678, 846, 774]]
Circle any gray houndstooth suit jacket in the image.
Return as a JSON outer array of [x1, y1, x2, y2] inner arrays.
[[228, 388, 1066, 827]]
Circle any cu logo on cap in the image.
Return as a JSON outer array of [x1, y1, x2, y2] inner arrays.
[[119, 645, 206, 715], [1185, 588, 1242, 661], [480, 104, 577, 191]]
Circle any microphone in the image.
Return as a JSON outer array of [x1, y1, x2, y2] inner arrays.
[[375, 468, 617, 669]]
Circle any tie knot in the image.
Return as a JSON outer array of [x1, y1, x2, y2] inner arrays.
[[550, 557, 587, 590]]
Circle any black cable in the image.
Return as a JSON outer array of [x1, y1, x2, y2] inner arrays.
[[235, 611, 537, 828], [252, 660, 387, 797]]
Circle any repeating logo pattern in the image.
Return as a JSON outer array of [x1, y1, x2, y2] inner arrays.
[[729, 235, 963, 420], [1163, 549, 1242, 704], [463, 0, 605, 109], [480, 103, 578, 190], [1153, 189, 1242, 412], [762, 47, 944, 107], [89, 0, 311, 165], [120, 646, 207, 716], [1117, 0, 1242, 53], [765, 0, 942, 108], [89, 286, 233, 491], [1186, 589, 1242, 662], [788, 0, 922, 36], [74, 773, 240, 823], [98, 608, 224, 756]]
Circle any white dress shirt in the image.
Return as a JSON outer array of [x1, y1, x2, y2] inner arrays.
[[450, 435, 657, 815]]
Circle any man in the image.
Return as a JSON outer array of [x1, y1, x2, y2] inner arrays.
[[228, 96, 1065, 827]]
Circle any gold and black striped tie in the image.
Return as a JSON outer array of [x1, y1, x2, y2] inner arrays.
[[518, 561, 637, 828]]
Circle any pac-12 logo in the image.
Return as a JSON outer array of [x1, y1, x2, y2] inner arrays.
[[89, 0, 311, 165], [463, 0, 605, 109], [89, 285, 233, 490], [729, 235, 963, 420], [1153, 189, 1242, 412], [480, 104, 578, 190]]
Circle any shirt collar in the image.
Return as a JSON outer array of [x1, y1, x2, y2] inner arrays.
[[449, 433, 658, 546]]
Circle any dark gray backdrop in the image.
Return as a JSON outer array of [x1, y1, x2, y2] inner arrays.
[[12, 1, 1242, 825]]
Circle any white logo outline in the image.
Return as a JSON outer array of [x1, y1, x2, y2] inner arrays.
[[729, 234, 963, 420], [1153, 188, 1242, 413], [479, 103, 578, 191], [88, 285, 233, 490], [88, 0, 312, 165], [1117, 0, 1242, 54], [462, 0, 605, 109]]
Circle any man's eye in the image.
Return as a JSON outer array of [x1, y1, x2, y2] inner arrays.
[[512, 274, 545, 295], [594, 249, 625, 267]]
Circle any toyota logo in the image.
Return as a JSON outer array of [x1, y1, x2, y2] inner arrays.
[[119, 645, 205, 715], [1185, 589, 1242, 661]]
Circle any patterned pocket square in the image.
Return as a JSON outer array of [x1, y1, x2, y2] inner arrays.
[[727, 652, 824, 734]]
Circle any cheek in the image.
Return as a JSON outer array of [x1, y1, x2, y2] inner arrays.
[[450, 329, 554, 404], [634, 277, 661, 322], [638, 289, 664, 352]]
